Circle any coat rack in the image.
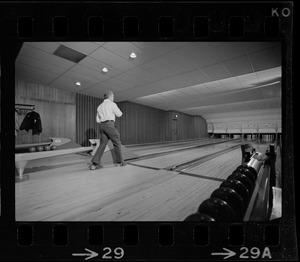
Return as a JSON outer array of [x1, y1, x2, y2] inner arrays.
[[15, 103, 35, 115]]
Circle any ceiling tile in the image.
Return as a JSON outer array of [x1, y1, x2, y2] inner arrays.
[[222, 56, 253, 77], [89, 47, 136, 71], [78, 56, 122, 77], [58, 42, 100, 55], [15, 42, 282, 121], [70, 64, 111, 82], [25, 42, 60, 54], [16, 71, 54, 87], [200, 63, 230, 81], [61, 70, 99, 87], [15, 64, 60, 84], [124, 67, 160, 83], [131, 42, 190, 59], [93, 78, 135, 93], [181, 70, 211, 86], [176, 43, 219, 69], [248, 45, 281, 71], [93, 42, 105, 46], [209, 42, 247, 62], [102, 42, 143, 61], [115, 72, 147, 87], [19, 44, 75, 69], [49, 72, 104, 91], [244, 42, 279, 53], [16, 54, 67, 75]]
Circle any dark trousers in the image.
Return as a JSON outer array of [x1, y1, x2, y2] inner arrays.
[[91, 121, 123, 165]]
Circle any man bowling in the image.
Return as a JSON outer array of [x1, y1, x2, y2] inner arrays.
[[89, 91, 127, 170]]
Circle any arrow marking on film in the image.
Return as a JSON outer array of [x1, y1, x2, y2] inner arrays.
[[72, 248, 98, 260], [211, 248, 236, 259]]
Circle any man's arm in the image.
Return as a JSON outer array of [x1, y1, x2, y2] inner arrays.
[[113, 103, 123, 117]]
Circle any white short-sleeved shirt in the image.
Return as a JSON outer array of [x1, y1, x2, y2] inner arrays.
[[96, 99, 123, 123]]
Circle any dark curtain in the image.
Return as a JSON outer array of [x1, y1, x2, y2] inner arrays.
[[76, 93, 102, 146]]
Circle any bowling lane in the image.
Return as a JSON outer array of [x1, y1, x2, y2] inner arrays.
[[16, 160, 222, 221], [128, 138, 229, 156], [130, 139, 241, 169], [77, 171, 222, 221], [181, 147, 242, 180], [180, 141, 272, 181]]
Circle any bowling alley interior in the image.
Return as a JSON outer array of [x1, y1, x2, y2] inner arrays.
[[3, 42, 283, 221]]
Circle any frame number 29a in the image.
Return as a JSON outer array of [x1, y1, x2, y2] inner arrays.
[[240, 247, 272, 259]]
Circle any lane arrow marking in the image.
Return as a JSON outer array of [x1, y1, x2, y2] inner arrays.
[[211, 248, 236, 259], [72, 248, 98, 260]]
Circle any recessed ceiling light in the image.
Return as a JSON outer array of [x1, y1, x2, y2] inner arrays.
[[129, 52, 137, 59], [102, 67, 108, 73], [76, 81, 81, 86]]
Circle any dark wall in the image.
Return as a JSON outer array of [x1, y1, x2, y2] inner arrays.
[[116, 101, 208, 145], [116, 101, 169, 145], [76, 93, 102, 146], [166, 111, 208, 141]]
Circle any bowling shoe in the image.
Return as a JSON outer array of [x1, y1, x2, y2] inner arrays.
[[115, 161, 127, 167], [89, 164, 103, 170]]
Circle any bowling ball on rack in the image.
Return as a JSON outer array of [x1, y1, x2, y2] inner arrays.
[[236, 165, 258, 180], [28, 146, 36, 152], [210, 187, 245, 220], [50, 145, 58, 150], [232, 168, 256, 186], [227, 173, 253, 194], [44, 145, 51, 151], [36, 146, 44, 152], [219, 179, 250, 207], [184, 212, 216, 222], [198, 198, 237, 222]]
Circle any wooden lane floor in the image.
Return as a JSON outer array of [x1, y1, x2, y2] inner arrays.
[[180, 147, 242, 181], [179, 141, 272, 181], [129, 140, 241, 169], [15, 155, 222, 221], [15, 140, 272, 221], [128, 137, 229, 156]]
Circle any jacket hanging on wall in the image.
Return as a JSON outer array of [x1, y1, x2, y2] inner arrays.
[[19, 111, 43, 135]]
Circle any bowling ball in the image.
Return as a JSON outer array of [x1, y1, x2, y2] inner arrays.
[[44, 145, 51, 151], [198, 198, 237, 222], [210, 187, 245, 220], [232, 168, 256, 186], [236, 164, 258, 180], [219, 179, 250, 206], [36, 146, 44, 152], [28, 146, 36, 152], [227, 173, 253, 194], [50, 145, 58, 150], [184, 212, 216, 222]]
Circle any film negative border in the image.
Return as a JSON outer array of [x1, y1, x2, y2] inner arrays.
[[0, 1, 295, 261], [0, 2, 293, 40], [0, 222, 288, 260]]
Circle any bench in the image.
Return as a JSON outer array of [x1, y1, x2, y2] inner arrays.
[[15, 138, 93, 182]]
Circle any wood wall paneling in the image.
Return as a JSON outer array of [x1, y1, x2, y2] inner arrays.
[[15, 80, 208, 146], [115, 103, 207, 145], [15, 79, 76, 145]]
